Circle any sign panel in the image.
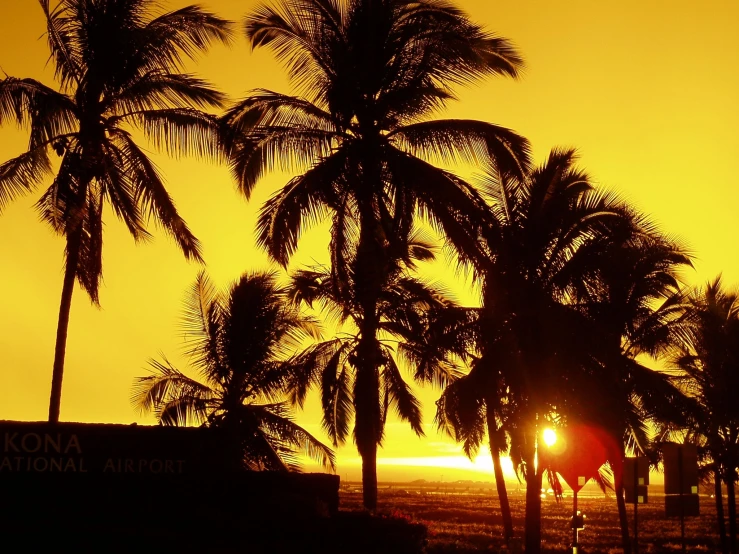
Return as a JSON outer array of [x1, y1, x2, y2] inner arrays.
[[624, 484, 648, 504], [665, 494, 700, 517], [663, 443, 698, 495], [623, 456, 650, 487]]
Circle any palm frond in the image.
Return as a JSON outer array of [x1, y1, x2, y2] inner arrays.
[[118, 108, 223, 161], [391, 119, 531, 181], [109, 71, 226, 114], [249, 402, 336, 470], [392, 1, 525, 84], [73, 184, 104, 304], [382, 352, 424, 437], [256, 153, 346, 265], [245, 1, 338, 100], [110, 130, 202, 261], [179, 271, 222, 379], [435, 373, 487, 458], [329, 194, 358, 300], [0, 146, 53, 212], [475, 160, 522, 227], [0, 77, 77, 143], [319, 346, 354, 447], [223, 89, 335, 134], [39, 0, 83, 87], [99, 141, 150, 241], [385, 148, 488, 269], [132, 357, 215, 420], [225, 125, 339, 200], [288, 266, 352, 324], [139, 5, 234, 72], [284, 338, 345, 408], [34, 149, 81, 233]]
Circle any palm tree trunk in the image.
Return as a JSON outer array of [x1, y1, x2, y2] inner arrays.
[[614, 460, 632, 554], [354, 337, 381, 511], [727, 474, 737, 554], [355, 348, 381, 511], [48, 230, 82, 423], [524, 464, 543, 554], [715, 468, 728, 554], [486, 409, 513, 543], [360, 439, 378, 511], [354, 198, 384, 511]]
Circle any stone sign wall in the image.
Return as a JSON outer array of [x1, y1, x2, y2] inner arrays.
[[0, 421, 340, 550]]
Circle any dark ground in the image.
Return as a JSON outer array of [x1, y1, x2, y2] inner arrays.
[[340, 482, 728, 553]]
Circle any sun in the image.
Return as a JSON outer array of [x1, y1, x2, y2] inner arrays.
[[543, 428, 557, 447]]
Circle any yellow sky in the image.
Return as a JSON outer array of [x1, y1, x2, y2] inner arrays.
[[1, 0, 738, 481]]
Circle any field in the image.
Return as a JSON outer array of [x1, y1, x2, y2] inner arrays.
[[340, 483, 727, 553]]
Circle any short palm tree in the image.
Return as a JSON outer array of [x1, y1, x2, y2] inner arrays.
[[436, 356, 516, 543], [222, 0, 531, 510], [671, 277, 739, 554], [285, 231, 463, 507], [0, 0, 232, 422], [132, 271, 335, 472]]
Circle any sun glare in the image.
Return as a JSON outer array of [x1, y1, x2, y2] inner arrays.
[[372, 450, 517, 479], [543, 428, 557, 447]]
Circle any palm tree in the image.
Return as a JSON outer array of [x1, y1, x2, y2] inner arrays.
[[576, 224, 693, 554], [284, 231, 463, 508], [671, 277, 739, 554], [442, 148, 638, 553], [436, 357, 516, 543], [0, 0, 232, 423], [132, 271, 335, 472], [221, 0, 530, 510]]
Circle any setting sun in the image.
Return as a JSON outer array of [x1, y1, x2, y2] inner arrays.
[[543, 429, 557, 447]]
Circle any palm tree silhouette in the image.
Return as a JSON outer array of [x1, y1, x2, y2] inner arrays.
[[221, 0, 530, 510], [132, 271, 335, 472], [437, 148, 638, 552], [284, 232, 462, 490], [671, 277, 739, 554], [0, 0, 232, 422], [436, 356, 516, 543], [575, 223, 693, 554]]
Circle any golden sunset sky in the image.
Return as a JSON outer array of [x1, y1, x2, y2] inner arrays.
[[1, 0, 737, 481]]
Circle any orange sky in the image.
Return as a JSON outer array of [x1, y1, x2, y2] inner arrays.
[[1, 0, 738, 482]]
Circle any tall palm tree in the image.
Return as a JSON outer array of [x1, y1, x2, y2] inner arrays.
[[443, 148, 636, 553], [132, 271, 335, 472], [284, 231, 463, 508], [576, 225, 693, 554], [0, 0, 232, 422], [222, 0, 530, 510], [671, 277, 739, 554]]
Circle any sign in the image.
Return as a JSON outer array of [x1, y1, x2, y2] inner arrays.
[[623, 457, 650, 487], [665, 494, 700, 517], [663, 443, 698, 495], [623, 456, 650, 505], [544, 424, 617, 493], [0, 421, 228, 475], [0, 421, 340, 549], [663, 442, 700, 517]]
